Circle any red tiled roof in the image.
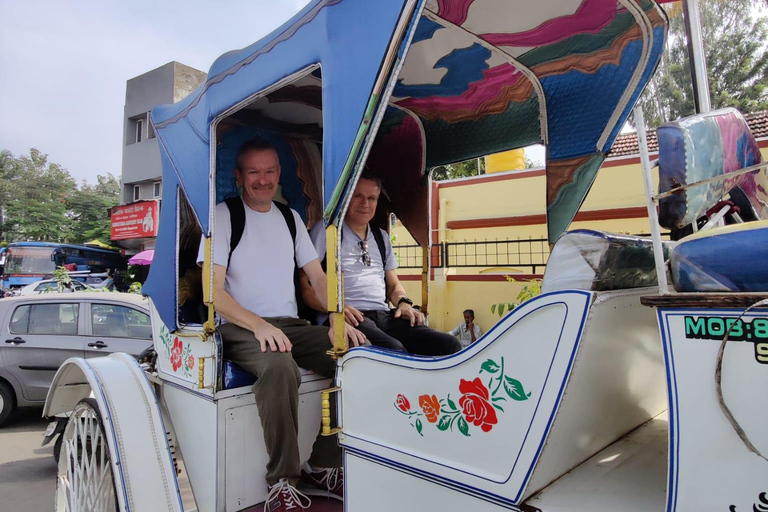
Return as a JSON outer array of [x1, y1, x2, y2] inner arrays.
[[607, 109, 768, 158]]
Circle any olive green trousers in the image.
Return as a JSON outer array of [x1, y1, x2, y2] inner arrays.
[[219, 318, 339, 486]]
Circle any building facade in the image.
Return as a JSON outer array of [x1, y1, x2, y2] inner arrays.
[[114, 62, 206, 253]]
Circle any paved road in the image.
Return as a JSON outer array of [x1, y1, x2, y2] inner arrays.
[[0, 407, 56, 512]]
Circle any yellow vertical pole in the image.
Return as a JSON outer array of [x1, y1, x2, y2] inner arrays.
[[202, 237, 216, 337], [421, 245, 429, 315], [326, 224, 347, 357]]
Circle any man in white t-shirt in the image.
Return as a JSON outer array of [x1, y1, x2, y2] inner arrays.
[[197, 140, 365, 512]]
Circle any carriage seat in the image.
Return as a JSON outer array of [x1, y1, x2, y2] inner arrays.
[[657, 107, 765, 230], [656, 109, 768, 292], [542, 229, 668, 293], [222, 360, 319, 389]]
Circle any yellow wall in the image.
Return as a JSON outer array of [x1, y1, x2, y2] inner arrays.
[[393, 143, 768, 332]]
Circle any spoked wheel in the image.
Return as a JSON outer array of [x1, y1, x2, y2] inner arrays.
[[56, 398, 119, 512]]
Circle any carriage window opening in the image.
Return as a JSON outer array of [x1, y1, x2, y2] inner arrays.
[[133, 185, 140, 202], [177, 187, 204, 326]]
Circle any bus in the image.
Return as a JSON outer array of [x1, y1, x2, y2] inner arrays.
[[1, 242, 126, 289]]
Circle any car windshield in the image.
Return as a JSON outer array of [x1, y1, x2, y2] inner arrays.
[[5, 247, 56, 274]]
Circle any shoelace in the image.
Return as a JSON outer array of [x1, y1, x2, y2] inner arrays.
[[265, 479, 311, 511], [324, 468, 342, 491]]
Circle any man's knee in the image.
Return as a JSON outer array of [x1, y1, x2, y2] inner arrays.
[[446, 335, 463, 354], [255, 353, 302, 392]]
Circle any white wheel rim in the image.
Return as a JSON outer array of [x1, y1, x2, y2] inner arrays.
[[56, 402, 117, 512]]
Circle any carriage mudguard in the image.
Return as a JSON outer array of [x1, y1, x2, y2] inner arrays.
[[45, 354, 183, 512]]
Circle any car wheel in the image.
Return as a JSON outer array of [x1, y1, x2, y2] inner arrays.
[[55, 398, 119, 512], [0, 381, 16, 426]]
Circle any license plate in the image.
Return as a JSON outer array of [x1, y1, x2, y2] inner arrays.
[[44, 421, 58, 437]]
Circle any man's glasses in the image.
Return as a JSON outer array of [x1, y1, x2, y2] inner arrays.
[[359, 241, 371, 266]]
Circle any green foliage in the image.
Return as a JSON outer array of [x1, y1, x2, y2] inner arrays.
[[0, 149, 119, 245], [128, 281, 143, 294], [490, 276, 542, 318], [432, 157, 486, 181], [67, 173, 120, 244], [636, 1, 768, 129], [51, 266, 72, 292], [432, 150, 543, 181]]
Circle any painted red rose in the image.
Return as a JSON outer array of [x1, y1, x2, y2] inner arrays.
[[396, 394, 411, 413], [458, 378, 498, 432], [419, 395, 440, 423], [187, 354, 195, 370], [171, 338, 183, 372]]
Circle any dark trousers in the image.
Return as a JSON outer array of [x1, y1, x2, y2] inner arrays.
[[219, 318, 339, 486], [357, 309, 462, 356]]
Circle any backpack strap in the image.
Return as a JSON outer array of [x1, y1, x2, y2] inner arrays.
[[224, 197, 245, 268], [272, 200, 298, 258], [273, 201, 311, 319], [370, 223, 388, 269]]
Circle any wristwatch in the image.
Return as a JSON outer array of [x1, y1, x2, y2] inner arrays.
[[397, 296, 414, 307]]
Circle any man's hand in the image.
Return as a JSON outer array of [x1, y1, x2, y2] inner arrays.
[[466, 321, 474, 331], [328, 314, 367, 347], [252, 319, 292, 353], [343, 304, 365, 326], [344, 323, 367, 347], [394, 303, 424, 327]]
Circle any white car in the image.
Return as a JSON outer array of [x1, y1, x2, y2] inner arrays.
[[16, 279, 93, 296]]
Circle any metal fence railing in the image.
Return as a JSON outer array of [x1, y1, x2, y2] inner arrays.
[[394, 233, 666, 273], [444, 238, 549, 274], [394, 237, 549, 274]]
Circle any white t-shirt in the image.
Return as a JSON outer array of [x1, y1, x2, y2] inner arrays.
[[197, 199, 318, 318], [310, 221, 397, 311]]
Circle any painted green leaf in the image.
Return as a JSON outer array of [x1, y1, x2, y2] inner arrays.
[[446, 396, 457, 411], [504, 376, 532, 401], [457, 416, 470, 437], [416, 418, 423, 435], [437, 415, 451, 431], [480, 359, 500, 374], [493, 403, 504, 412]]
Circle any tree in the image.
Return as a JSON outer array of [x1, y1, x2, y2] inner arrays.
[[66, 173, 120, 244], [432, 157, 486, 181], [637, 1, 768, 128], [0, 150, 18, 241], [2, 149, 77, 242], [0, 149, 120, 245]]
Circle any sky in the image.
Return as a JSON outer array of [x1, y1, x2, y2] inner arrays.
[[0, 0, 311, 184]]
